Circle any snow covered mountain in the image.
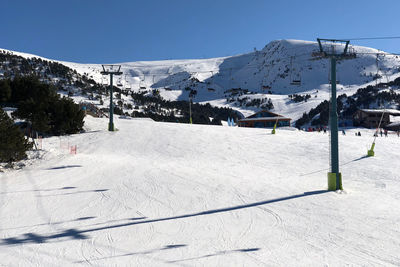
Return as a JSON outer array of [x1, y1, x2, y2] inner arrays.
[[60, 39, 400, 96], [2, 39, 400, 120]]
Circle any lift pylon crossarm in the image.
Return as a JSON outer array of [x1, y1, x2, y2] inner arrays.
[[317, 38, 350, 57], [317, 38, 350, 43], [100, 64, 123, 75], [101, 71, 123, 75]]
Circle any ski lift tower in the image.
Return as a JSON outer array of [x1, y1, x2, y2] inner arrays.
[[316, 38, 355, 191], [101, 64, 122, 131], [188, 90, 196, 124]]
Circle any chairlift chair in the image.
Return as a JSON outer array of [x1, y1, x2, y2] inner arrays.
[[374, 54, 391, 86], [290, 80, 301, 86], [123, 74, 131, 90], [205, 71, 214, 85], [139, 81, 146, 90], [117, 77, 123, 87], [290, 56, 302, 86], [328, 78, 340, 84], [291, 73, 301, 85], [139, 75, 146, 90]]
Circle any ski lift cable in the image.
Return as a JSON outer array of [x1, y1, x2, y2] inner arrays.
[[340, 36, 400, 41], [123, 51, 312, 75], [172, 52, 310, 75], [354, 52, 400, 56], [100, 50, 399, 79], [374, 54, 393, 85], [376, 54, 380, 87], [372, 106, 387, 145], [317, 40, 400, 56]]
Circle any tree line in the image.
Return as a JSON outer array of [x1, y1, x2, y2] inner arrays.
[[127, 92, 243, 125], [295, 77, 400, 128], [0, 76, 85, 163]]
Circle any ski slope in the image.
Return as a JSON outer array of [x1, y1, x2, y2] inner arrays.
[[1, 116, 400, 266]]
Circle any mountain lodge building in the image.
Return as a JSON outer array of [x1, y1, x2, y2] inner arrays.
[[238, 110, 291, 128], [353, 109, 400, 129]]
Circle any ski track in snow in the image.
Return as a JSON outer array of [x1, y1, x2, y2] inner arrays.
[[1, 116, 400, 266]]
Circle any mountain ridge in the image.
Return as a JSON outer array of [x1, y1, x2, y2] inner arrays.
[[2, 39, 400, 121]]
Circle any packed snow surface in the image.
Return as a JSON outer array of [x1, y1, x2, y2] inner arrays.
[[1, 116, 400, 266]]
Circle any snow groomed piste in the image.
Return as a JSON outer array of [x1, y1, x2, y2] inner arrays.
[[1, 116, 400, 265]]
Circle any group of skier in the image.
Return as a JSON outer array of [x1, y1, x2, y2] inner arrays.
[[374, 129, 389, 137], [303, 127, 400, 137], [304, 127, 327, 133]]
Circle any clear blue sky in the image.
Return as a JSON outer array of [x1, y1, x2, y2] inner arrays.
[[1, 0, 399, 63]]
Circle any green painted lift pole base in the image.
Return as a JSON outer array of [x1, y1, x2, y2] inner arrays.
[[271, 123, 277, 134], [108, 123, 115, 131], [367, 142, 375, 157], [327, 172, 343, 191]]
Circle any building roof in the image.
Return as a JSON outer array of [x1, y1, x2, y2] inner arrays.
[[386, 121, 400, 127], [239, 116, 291, 122], [360, 109, 400, 116], [247, 110, 281, 119], [239, 110, 291, 122]]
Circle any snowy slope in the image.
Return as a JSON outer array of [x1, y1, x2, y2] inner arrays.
[[1, 116, 400, 266], [2, 39, 400, 121], [59, 39, 400, 97]]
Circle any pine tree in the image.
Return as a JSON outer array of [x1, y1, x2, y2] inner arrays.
[[0, 79, 11, 103], [0, 109, 32, 163], [11, 76, 84, 135]]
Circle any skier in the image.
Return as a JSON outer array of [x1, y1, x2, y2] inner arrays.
[[384, 129, 388, 137], [358, 131, 361, 136]]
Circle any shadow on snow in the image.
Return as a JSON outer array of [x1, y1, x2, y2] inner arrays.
[[73, 244, 188, 263], [300, 155, 370, 176], [37, 188, 108, 197], [167, 247, 261, 263], [0, 216, 96, 231], [0, 186, 77, 195], [45, 165, 82, 170], [1, 190, 328, 246]]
